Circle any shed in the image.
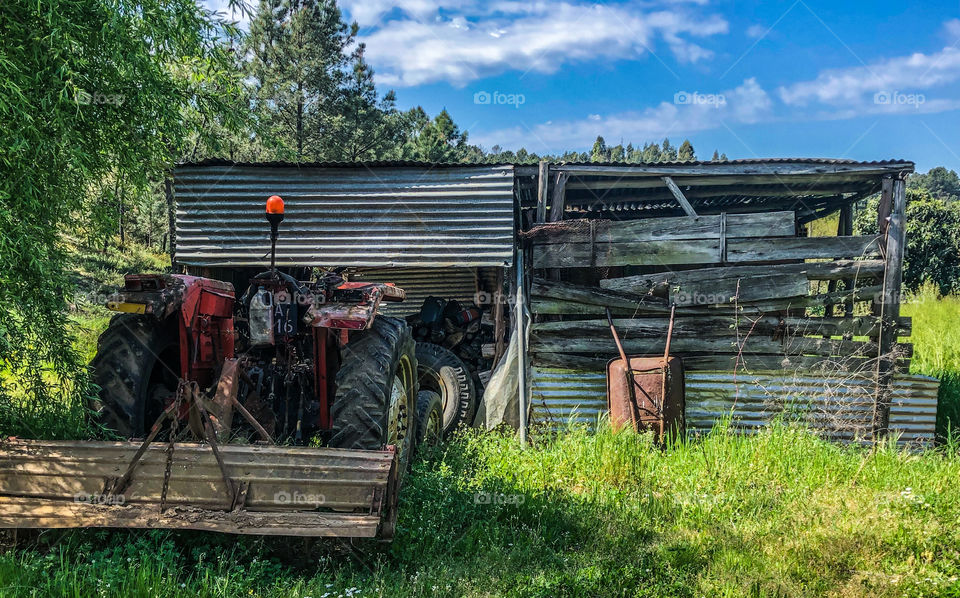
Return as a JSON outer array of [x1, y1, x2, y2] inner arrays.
[[512, 159, 936, 444], [168, 158, 938, 444]]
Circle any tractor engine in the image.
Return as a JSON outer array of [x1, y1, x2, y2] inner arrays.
[[231, 268, 404, 443]]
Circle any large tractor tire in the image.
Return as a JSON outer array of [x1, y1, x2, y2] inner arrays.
[[415, 342, 476, 437], [330, 316, 417, 475], [89, 314, 180, 438]]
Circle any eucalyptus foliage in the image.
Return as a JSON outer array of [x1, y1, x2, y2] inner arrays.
[[0, 0, 245, 430]]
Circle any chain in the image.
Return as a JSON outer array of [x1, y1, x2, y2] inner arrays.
[[159, 381, 186, 513]]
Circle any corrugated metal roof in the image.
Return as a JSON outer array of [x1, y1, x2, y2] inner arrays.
[[181, 157, 914, 170], [173, 164, 515, 268], [353, 268, 479, 317], [181, 158, 515, 169], [549, 158, 914, 168], [530, 367, 938, 445]]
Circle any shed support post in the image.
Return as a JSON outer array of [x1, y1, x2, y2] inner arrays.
[[839, 204, 854, 317], [873, 176, 906, 439], [516, 246, 528, 446], [536, 161, 549, 223], [548, 172, 569, 222]]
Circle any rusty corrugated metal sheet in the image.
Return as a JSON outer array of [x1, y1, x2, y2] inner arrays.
[[352, 268, 479, 317], [530, 368, 939, 444], [172, 164, 515, 268], [531, 368, 608, 429]]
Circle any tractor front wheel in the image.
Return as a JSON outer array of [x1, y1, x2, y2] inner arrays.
[[329, 316, 417, 477]]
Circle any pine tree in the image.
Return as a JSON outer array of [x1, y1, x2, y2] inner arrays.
[[402, 109, 469, 162], [661, 138, 677, 161], [712, 149, 720, 161], [326, 43, 400, 160], [590, 136, 607, 162], [641, 142, 660, 163], [678, 140, 695, 162], [609, 144, 625, 162], [246, 0, 354, 161]]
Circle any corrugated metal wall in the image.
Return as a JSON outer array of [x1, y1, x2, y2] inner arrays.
[[352, 268, 479, 317], [530, 367, 939, 444], [173, 165, 515, 268]]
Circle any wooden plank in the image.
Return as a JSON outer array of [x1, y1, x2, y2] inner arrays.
[[530, 334, 881, 358], [726, 235, 882, 262], [662, 176, 698, 217], [532, 298, 718, 317], [527, 211, 794, 244], [533, 232, 880, 270], [531, 352, 909, 373], [532, 278, 667, 310], [532, 315, 910, 339], [532, 279, 882, 316], [534, 238, 720, 268], [0, 497, 382, 537], [601, 261, 884, 295]]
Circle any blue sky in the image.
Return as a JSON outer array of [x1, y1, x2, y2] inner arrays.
[[211, 0, 960, 172]]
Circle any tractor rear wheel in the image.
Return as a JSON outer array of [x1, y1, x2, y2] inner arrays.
[[89, 314, 180, 438], [329, 316, 417, 476]]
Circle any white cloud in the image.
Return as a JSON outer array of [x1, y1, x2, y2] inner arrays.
[[778, 46, 960, 106], [745, 24, 767, 38], [339, 1, 729, 87], [944, 18, 960, 41], [475, 78, 771, 151]]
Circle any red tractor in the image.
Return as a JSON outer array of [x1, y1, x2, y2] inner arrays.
[[0, 196, 442, 539]]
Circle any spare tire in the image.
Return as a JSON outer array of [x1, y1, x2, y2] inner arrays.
[[414, 390, 443, 451], [415, 342, 476, 436]]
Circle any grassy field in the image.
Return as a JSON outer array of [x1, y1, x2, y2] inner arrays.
[[900, 284, 960, 439], [2, 424, 960, 597], [2, 243, 959, 597]]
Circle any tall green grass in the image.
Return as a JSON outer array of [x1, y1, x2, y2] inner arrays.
[[900, 284, 960, 439], [2, 424, 959, 597]]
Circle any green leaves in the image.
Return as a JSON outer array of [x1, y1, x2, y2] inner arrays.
[[0, 0, 245, 433]]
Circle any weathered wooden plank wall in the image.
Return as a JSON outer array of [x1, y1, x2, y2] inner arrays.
[[527, 209, 912, 377]]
